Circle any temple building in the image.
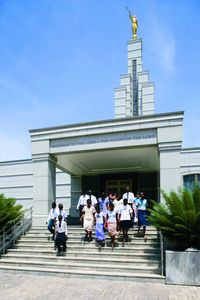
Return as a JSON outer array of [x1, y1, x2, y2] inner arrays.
[[1, 28, 200, 225]]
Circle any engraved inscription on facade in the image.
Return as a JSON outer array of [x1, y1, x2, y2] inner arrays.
[[50, 129, 157, 149]]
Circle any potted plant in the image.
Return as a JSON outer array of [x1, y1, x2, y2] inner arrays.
[[148, 186, 200, 285]]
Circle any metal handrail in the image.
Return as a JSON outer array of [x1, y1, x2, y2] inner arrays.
[[0, 206, 33, 257]]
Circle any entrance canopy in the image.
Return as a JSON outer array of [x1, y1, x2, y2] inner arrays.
[[53, 146, 159, 176], [30, 111, 184, 176]]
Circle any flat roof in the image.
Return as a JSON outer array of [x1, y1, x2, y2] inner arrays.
[[29, 111, 184, 133]]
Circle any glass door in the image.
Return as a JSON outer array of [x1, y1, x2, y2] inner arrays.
[[106, 179, 132, 197]]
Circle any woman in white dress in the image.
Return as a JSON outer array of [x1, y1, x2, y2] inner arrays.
[[106, 202, 119, 249], [81, 199, 96, 242]]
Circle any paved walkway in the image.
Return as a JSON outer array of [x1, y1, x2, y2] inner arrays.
[[0, 272, 200, 300]]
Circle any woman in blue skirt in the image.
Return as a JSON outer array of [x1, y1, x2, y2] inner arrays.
[[137, 192, 148, 240], [95, 205, 105, 247]]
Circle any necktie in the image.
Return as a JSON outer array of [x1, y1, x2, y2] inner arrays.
[[127, 192, 129, 200]]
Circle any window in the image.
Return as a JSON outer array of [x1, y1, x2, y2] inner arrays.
[[183, 174, 200, 190]]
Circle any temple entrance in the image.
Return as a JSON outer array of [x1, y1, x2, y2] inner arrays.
[[105, 179, 132, 196], [82, 172, 158, 202]]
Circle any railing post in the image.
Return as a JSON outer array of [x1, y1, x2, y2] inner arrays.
[[160, 232, 164, 276], [30, 206, 33, 228], [2, 228, 5, 255], [13, 221, 16, 247], [22, 216, 25, 236]]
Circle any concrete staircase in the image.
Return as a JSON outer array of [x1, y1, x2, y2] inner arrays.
[[0, 225, 165, 282]]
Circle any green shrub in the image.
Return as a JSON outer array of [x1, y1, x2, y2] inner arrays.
[[148, 186, 200, 250], [0, 194, 24, 231]]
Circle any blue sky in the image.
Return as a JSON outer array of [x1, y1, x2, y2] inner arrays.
[[0, 0, 200, 161]]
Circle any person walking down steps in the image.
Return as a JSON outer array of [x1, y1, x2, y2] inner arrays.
[[47, 202, 58, 241], [77, 191, 89, 226], [118, 198, 133, 245], [55, 214, 68, 256], [137, 192, 148, 242], [95, 205, 105, 249], [80, 199, 96, 242], [57, 203, 67, 221], [106, 202, 119, 250]]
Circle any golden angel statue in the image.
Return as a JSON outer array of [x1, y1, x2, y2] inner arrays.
[[126, 7, 138, 39]]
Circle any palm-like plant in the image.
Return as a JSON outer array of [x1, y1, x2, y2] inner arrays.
[[0, 194, 24, 231], [148, 186, 200, 250]]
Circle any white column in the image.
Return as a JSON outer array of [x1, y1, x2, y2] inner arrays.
[[32, 153, 57, 226], [159, 147, 181, 202], [158, 123, 183, 202], [69, 175, 82, 218]]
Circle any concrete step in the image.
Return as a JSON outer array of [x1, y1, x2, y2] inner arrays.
[[26, 230, 159, 236], [2, 253, 160, 266], [7, 248, 161, 259], [20, 234, 155, 242], [16, 240, 160, 249], [21, 234, 160, 244], [0, 264, 165, 283], [28, 229, 159, 235], [26, 230, 157, 239], [31, 226, 158, 231], [0, 259, 161, 274], [16, 239, 159, 250], [14, 244, 160, 253], [24, 233, 160, 241]]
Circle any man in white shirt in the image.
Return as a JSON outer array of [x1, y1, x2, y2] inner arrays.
[[47, 202, 58, 241], [57, 203, 67, 221], [122, 186, 134, 205], [77, 192, 89, 218]]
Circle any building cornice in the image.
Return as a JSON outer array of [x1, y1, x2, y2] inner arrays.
[[29, 111, 184, 135], [181, 147, 200, 153], [0, 158, 32, 165]]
